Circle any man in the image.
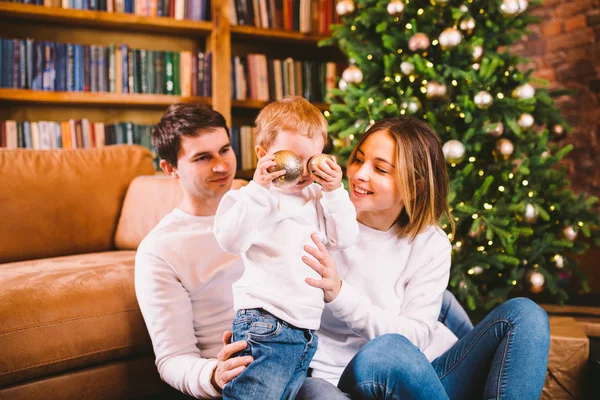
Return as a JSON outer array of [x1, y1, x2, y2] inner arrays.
[[135, 103, 252, 398]]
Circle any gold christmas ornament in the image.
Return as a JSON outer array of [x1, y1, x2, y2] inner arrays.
[[512, 83, 535, 99], [339, 78, 348, 91], [459, 18, 476, 34], [342, 65, 363, 84], [439, 27, 462, 49], [308, 154, 335, 181], [494, 138, 514, 160], [484, 121, 504, 137], [387, 0, 405, 17], [474, 91, 493, 109], [267, 150, 304, 188], [524, 203, 539, 223], [552, 254, 565, 269], [400, 61, 415, 75], [472, 46, 483, 61], [518, 113, 535, 129], [401, 97, 421, 114], [563, 225, 578, 241], [442, 140, 466, 164], [501, 0, 529, 17], [526, 270, 545, 294], [426, 81, 448, 99], [336, 0, 355, 16], [408, 33, 430, 52]]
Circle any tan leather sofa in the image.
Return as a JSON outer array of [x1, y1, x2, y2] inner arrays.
[[0, 145, 195, 399]]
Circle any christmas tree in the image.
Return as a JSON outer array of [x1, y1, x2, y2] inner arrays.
[[323, 0, 600, 310]]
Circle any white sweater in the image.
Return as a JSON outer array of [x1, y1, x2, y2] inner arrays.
[[214, 181, 359, 330], [310, 223, 458, 386], [135, 209, 244, 399]]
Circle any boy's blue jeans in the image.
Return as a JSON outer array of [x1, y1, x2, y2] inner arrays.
[[222, 308, 318, 400]]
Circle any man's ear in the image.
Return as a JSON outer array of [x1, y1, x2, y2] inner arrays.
[[160, 159, 179, 178], [255, 145, 267, 159]]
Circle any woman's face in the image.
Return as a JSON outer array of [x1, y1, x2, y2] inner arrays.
[[347, 130, 405, 228]]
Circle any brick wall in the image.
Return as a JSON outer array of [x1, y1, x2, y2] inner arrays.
[[514, 0, 600, 205]]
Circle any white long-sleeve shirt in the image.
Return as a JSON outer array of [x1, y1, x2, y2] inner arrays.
[[310, 223, 458, 386], [214, 181, 359, 330], [135, 209, 244, 399]]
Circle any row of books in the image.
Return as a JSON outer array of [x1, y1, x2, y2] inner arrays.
[[232, 54, 336, 102], [230, 125, 256, 171], [2, 0, 211, 21], [0, 38, 212, 96], [228, 0, 338, 34]]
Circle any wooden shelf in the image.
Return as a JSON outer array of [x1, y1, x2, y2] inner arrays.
[[0, 89, 211, 108], [230, 25, 329, 45], [232, 99, 329, 111], [0, 3, 213, 36]]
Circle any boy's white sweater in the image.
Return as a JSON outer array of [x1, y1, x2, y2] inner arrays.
[[214, 181, 359, 330], [310, 223, 458, 386]]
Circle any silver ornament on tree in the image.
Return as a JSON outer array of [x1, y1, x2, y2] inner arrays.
[[512, 83, 535, 99], [552, 254, 565, 269], [267, 150, 304, 188], [442, 140, 466, 164], [474, 91, 493, 109], [401, 97, 421, 114], [426, 81, 448, 99], [336, 0, 355, 16], [524, 203, 539, 223], [563, 226, 578, 241], [342, 64, 363, 84], [408, 33, 430, 52], [472, 46, 483, 62], [484, 121, 504, 137], [472, 63, 481, 71], [494, 138, 514, 160], [526, 270, 545, 294], [400, 61, 415, 75], [501, 0, 528, 17], [518, 113, 535, 129], [387, 0, 405, 17], [459, 18, 476, 34], [439, 27, 462, 49]]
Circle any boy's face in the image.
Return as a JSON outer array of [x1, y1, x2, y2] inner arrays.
[[265, 131, 325, 194]]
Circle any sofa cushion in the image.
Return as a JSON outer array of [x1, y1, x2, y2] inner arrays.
[[0, 145, 156, 263], [0, 251, 153, 387]]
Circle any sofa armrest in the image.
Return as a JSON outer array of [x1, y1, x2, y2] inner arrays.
[[114, 176, 248, 250]]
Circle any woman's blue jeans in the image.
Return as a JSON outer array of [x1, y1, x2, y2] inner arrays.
[[297, 297, 550, 400]]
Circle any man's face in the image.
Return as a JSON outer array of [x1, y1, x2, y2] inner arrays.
[[165, 128, 237, 202]]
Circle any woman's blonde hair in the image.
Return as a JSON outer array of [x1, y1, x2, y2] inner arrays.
[[254, 96, 328, 149], [348, 117, 454, 241]]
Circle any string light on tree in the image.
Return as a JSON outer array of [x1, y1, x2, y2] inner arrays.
[[524, 203, 539, 223], [342, 64, 363, 84], [518, 113, 535, 129], [500, 0, 528, 17], [552, 254, 565, 269], [484, 121, 504, 137], [401, 97, 421, 114], [408, 33, 430, 52], [336, 0, 355, 16], [512, 83, 535, 99], [552, 124, 566, 139], [442, 140, 466, 164], [474, 91, 493, 109], [563, 225, 578, 241], [439, 27, 463, 49], [494, 138, 514, 160], [387, 0, 405, 16], [400, 61, 415, 75], [468, 266, 484, 275], [526, 270, 545, 294]]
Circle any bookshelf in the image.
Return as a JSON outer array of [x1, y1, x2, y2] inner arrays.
[[0, 1, 341, 175]]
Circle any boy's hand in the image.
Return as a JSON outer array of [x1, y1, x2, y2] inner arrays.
[[311, 156, 343, 192], [303, 233, 342, 303], [212, 330, 253, 390], [253, 153, 286, 190]]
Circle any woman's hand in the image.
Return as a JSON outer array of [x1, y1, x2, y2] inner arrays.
[[303, 233, 342, 303], [253, 153, 286, 189], [212, 330, 253, 391], [312, 157, 343, 192]]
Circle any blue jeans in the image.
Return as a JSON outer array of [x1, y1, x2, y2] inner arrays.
[[223, 308, 318, 400], [298, 297, 549, 400]]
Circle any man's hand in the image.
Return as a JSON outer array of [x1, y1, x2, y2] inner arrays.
[[253, 153, 286, 190], [303, 233, 342, 303], [211, 330, 253, 391], [311, 157, 343, 192]]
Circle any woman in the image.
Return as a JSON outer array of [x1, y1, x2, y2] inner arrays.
[[297, 117, 550, 399]]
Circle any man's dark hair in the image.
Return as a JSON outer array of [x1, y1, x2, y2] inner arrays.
[[153, 103, 229, 166]]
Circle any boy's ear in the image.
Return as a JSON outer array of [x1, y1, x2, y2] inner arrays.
[[160, 159, 179, 178], [255, 145, 267, 159]]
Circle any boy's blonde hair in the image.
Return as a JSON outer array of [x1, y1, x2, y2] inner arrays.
[[348, 117, 454, 242], [254, 96, 328, 149]]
